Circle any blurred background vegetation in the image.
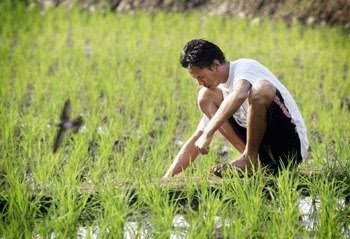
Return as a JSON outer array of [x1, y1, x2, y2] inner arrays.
[[1, 0, 350, 238], [7, 0, 350, 32]]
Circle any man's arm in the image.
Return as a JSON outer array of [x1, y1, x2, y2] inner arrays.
[[195, 79, 251, 153], [163, 128, 203, 178]]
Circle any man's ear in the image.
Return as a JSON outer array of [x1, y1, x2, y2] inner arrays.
[[212, 59, 221, 71]]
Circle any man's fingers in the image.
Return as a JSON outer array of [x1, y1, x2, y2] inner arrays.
[[194, 135, 210, 154], [199, 147, 209, 155]]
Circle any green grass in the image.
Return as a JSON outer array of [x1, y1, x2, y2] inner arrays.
[[1, 1, 350, 238]]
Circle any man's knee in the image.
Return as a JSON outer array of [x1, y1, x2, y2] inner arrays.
[[249, 80, 276, 106], [197, 87, 223, 112]]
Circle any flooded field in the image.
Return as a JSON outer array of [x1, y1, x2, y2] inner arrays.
[[30, 196, 348, 238], [1, 0, 350, 237]]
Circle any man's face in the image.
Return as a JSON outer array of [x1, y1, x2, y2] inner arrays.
[[187, 65, 220, 89]]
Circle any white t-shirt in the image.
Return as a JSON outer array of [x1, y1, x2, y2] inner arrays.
[[198, 59, 309, 160]]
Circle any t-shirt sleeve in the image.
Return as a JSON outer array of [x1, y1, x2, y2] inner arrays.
[[233, 62, 259, 85], [197, 115, 209, 131]]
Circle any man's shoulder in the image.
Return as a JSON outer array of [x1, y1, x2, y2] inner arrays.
[[231, 58, 257, 65], [231, 58, 271, 74]]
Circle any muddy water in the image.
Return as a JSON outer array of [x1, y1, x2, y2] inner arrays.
[[34, 197, 348, 238], [298, 196, 320, 231], [298, 196, 349, 235]]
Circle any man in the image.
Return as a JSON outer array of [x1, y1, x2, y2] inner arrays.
[[163, 39, 309, 178]]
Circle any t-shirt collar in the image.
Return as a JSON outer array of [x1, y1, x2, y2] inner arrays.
[[222, 61, 233, 89]]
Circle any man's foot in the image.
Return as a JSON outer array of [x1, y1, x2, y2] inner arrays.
[[210, 154, 260, 178]]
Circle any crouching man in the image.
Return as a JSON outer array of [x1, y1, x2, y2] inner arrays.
[[164, 39, 309, 178]]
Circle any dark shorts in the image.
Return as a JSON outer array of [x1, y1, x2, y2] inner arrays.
[[229, 91, 302, 173]]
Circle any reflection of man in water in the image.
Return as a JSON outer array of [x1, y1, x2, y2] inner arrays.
[[164, 39, 309, 178]]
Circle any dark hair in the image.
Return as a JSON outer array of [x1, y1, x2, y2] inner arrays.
[[180, 39, 226, 69]]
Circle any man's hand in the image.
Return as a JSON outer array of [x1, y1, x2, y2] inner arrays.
[[194, 132, 213, 154]]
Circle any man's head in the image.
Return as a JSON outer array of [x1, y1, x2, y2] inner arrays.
[[180, 39, 228, 89], [180, 39, 226, 69]]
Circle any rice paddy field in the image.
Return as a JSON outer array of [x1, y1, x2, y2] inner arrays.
[[1, 1, 350, 238]]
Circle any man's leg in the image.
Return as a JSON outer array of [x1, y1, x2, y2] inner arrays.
[[232, 80, 276, 170], [262, 90, 303, 172], [197, 87, 246, 153]]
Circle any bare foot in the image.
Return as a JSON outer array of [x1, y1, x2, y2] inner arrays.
[[233, 153, 260, 168], [210, 154, 260, 177]]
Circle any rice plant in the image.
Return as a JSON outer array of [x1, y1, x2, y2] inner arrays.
[[1, 0, 349, 237]]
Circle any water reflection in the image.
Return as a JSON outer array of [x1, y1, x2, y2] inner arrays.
[[298, 196, 349, 236], [123, 220, 152, 239], [77, 226, 99, 239], [123, 214, 189, 239], [170, 214, 189, 239], [298, 196, 320, 231], [35, 197, 348, 238]]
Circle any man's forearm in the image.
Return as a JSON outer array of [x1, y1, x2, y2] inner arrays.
[[163, 130, 202, 178], [204, 91, 248, 137]]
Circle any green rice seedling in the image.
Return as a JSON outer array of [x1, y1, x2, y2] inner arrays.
[[1, 166, 34, 238], [95, 183, 131, 238], [309, 176, 347, 238], [267, 168, 304, 238], [220, 170, 268, 238], [1, 1, 350, 237], [42, 186, 85, 237], [135, 180, 180, 237], [184, 180, 225, 238]]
